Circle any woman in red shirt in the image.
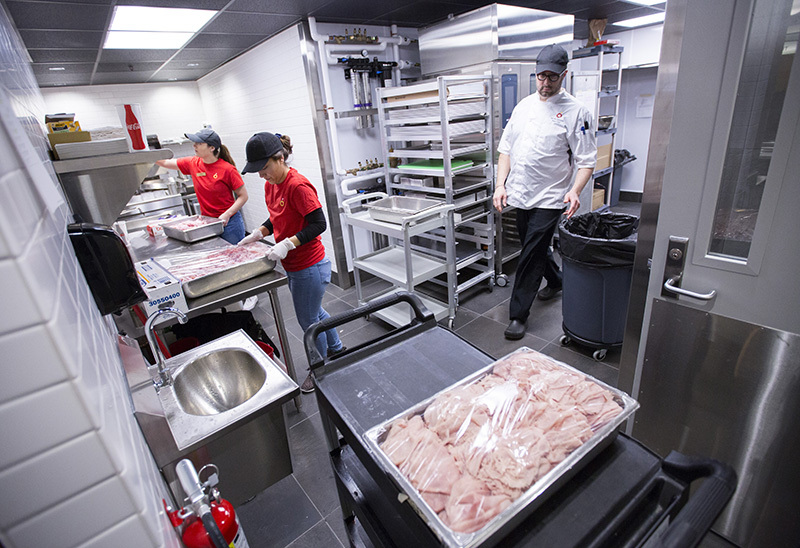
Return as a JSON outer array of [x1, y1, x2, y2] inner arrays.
[[238, 132, 343, 393], [156, 128, 248, 244]]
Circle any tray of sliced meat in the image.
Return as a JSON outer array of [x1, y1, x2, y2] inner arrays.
[[156, 241, 276, 298], [162, 215, 224, 242], [362, 347, 638, 548]]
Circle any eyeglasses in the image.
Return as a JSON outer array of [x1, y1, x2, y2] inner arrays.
[[536, 70, 566, 82]]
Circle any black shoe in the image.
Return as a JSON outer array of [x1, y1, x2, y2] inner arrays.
[[300, 372, 315, 393], [327, 345, 347, 359], [537, 285, 563, 301], [504, 319, 526, 340]]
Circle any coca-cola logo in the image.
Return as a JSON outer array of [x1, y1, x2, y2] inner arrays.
[[127, 123, 141, 131]]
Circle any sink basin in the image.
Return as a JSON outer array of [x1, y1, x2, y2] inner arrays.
[[142, 329, 299, 451], [173, 348, 267, 416]]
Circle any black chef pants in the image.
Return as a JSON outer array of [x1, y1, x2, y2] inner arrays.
[[509, 207, 563, 323]]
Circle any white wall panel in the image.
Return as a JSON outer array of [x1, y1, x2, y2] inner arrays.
[[196, 25, 334, 257], [41, 82, 205, 143]]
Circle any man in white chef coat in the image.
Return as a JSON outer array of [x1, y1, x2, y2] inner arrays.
[[493, 44, 597, 340]]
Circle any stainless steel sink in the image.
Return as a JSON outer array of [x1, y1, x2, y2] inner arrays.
[[144, 329, 299, 451], [173, 348, 267, 416], [123, 328, 299, 506]]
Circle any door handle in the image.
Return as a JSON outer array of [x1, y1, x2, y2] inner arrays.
[[663, 274, 717, 301]]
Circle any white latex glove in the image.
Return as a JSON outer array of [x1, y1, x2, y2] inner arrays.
[[267, 238, 296, 261], [237, 232, 263, 246]]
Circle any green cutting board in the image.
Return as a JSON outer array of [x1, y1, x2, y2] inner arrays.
[[398, 159, 474, 171]]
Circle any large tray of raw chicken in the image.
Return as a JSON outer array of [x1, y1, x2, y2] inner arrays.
[[363, 347, 639, 548], [155, 241, 276, 298]]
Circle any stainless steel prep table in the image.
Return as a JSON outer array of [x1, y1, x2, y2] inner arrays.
[[124, 230, 302, 410]]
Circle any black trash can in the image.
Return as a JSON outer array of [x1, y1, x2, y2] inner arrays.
[[557, 212, 638, 360]]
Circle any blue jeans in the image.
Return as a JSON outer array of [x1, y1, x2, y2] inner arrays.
[[220, 210, 245, 245], [285, 257, 343, 360]]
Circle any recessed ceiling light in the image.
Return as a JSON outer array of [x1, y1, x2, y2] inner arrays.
[[612, 12, 666, 28], [623, 0, 666, 6], [187, 63, 200, 67], [168, 78, 178, 81], [104, 6, 216, 50], [49, 67, 66, 71]]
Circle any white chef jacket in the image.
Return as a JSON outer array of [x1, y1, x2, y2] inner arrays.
[[498, 88, 597, 210]]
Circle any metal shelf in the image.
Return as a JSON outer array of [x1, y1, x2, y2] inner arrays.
[[352, 246, 448, 286]]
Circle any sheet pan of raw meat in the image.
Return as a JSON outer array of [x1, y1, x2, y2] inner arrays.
[[156, 241, 276, 298], [162, 215, 225, 243], [363, 347, 638, 548]]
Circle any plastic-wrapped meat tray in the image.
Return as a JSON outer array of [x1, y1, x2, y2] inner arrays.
[[162, 215, 224, 242], [156, 241, 276, 298], [363, 347, 639, 548]]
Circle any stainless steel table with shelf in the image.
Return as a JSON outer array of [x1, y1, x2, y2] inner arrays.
[[121, 230, 302, 410]]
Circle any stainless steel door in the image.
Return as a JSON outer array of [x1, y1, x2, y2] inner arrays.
[[618, 0, 800, 546]]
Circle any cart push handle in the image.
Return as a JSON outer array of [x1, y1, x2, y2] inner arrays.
[[653, 452, 738, 548], [304, 291, 434, 369]]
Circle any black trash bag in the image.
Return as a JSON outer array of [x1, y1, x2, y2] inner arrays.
[[171, 309, 280, 359], [558, 212, 638, 267]]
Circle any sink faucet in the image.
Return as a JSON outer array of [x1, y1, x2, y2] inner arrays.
[[145, 307, 188, 390]]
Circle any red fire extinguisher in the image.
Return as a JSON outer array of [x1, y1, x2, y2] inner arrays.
[[165, 460, 250, 548]]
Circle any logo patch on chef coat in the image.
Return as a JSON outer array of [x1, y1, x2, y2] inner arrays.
[[213, 173, 218, 179], [279, 198, 285, 207], [556, 112, 563, 118]]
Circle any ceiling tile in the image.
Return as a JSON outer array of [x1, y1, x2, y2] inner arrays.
[[32, 63, 95, 75], [116, 0, 231, 8], [149, 69, 209, 81], [96, 62, 165, 73], [99, 49, 175, 63], [5, 1, 110, 31], [184, 32, 266, 50], [227, 0, 331, 16], [201, 12, 298, 34], [35, 74, 93, 86], [172, 48, 243, 62], [19, 29, 103, 50], [28, 49, 98, 63], [161, 59, 220, 71], [91, 71, 156, 84], [366, 2, 474, 26]]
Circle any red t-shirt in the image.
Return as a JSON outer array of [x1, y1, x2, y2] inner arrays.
[[177, 156, 244, 218], [264, 168, 325, 272]]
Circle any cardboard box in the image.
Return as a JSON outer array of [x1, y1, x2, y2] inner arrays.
[[592, 188, 606, 210], [385, 90, 439, 103], [595, 143, 613, 171], [135, 259, 188, 318], [47, 130, 91, 157]]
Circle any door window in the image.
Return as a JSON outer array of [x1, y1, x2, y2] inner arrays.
[[710, 0, 798, 260]]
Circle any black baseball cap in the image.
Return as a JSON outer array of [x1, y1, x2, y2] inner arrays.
[[241, 132, 283, 174], [184, 128, 221, 150], [536, 44, 569, 74]]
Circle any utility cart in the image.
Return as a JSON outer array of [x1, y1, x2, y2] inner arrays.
[[303, 292, 737, 548], [341, 192, 457, 328]]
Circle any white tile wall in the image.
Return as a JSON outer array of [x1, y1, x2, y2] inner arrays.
[[0, 5, 180, 548]]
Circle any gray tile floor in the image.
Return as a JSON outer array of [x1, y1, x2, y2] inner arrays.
[[236, 202, 640, 547]]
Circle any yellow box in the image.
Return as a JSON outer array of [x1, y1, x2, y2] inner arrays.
[[592, 188, 605, 210], [48, 131, 91, 158], [47, 120, 81, 133], [595, 143, 613, 171]]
